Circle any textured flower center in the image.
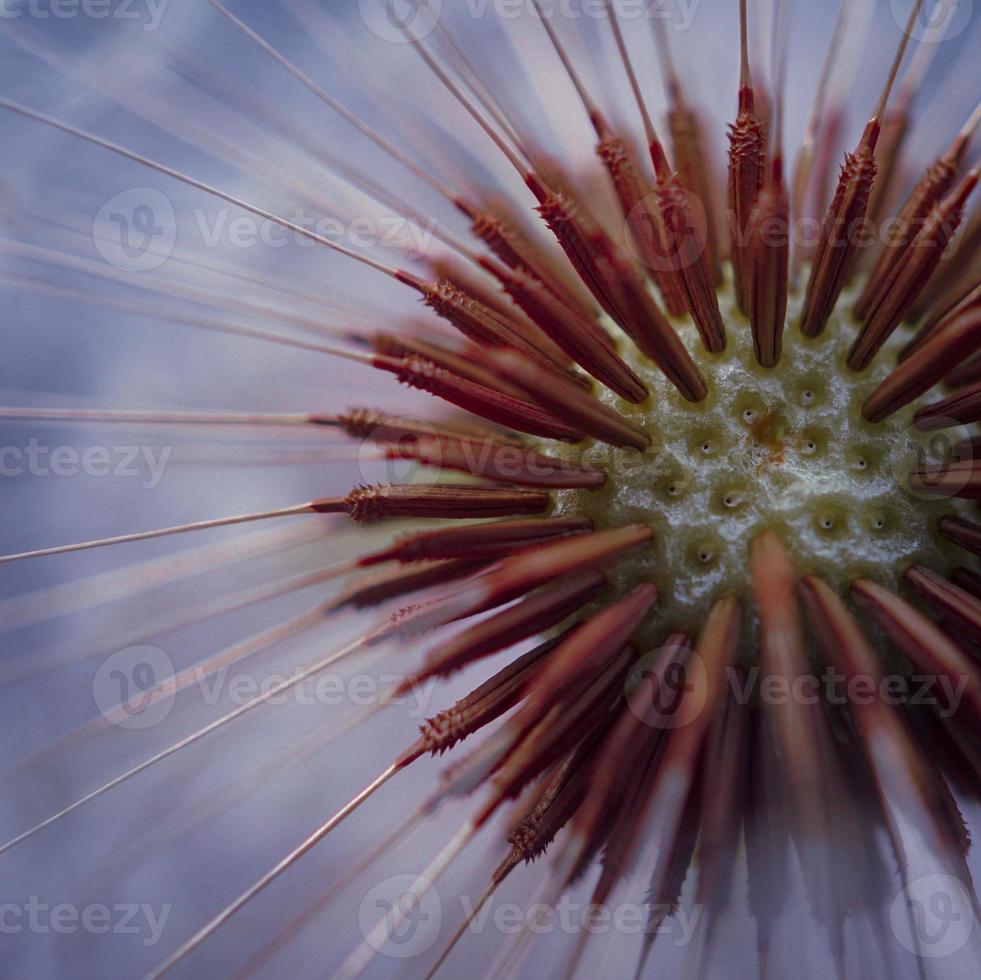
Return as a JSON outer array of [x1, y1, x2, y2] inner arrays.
[[551, 279, 970, 645]]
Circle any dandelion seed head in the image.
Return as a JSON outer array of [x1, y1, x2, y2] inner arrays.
[[552, 278, 972, 644]]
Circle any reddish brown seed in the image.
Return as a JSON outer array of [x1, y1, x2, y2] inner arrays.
[[800, 575, 967, 861], [333, 407, 516, 446], [747, 167, 789, 367], [799, 120, 878, 337], [914, 380, 981, 431], [474, 644, 634, 826], [939, 515, 981, 556], [908, 461, 981, 500], [728, 91, 766, 315], [529, 178, 631, 326], [693, 682, 749, 932], [900, 279, 981, 364], [904, 565, 981, 645], [953, 567, 981, 598], [477, 255, 650, 404], [559, 234, 708, 400], [489, 349, 651, 451], [376, 353, 586, 441], [851, 579, 981, 737], [461, 198, 600, 326], [313, 483, 550, 523], [595, 134, 689, 317], [909, 208, 981, 323], [398, 273, 585, 384], [401, 571, 606, 689], [430, 255, 573, 368], [849, 169, 979, 370], [651, 8, 723, 282], [396, 635, 560, 768], [602, 594, 740, 969], [567, 633, 691, 844], [855, 121, 971, 322], [326, 559, 487, 613], [470, 524, 654, 615], [603, 2, 724, 351], [945, 352, 981, 391], [862, 306, 981, 422], [654, 176, 727, 352], [669, 102, 724, 284], [863, 98, 912, 241], [382, 434, 607, 490], [524, 583, 657, 720], [591, 233, 714, 386], [727, 0, 766, 313], [751, 533, 846, 942], [368, 332, 528, 400], [363, 516, 593, 566], [499, 736, 598, 874]]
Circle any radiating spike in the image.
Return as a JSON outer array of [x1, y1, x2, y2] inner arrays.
[[398, 572, 604, 691], [728, 0, 767, 313], [849, 169, 979, 370], [377, 352, 586, 441], [800, 0, 924, 337], [804, 576, 981, 877], [489, 349, 652, 450], [476, 256, 648, 403], [900, 279, 981, 364], [914, 380, 981, 430], [904, 564, 981, 644], [857, 103, 980, 322], [863, 306, 981, 422], [382, 434, 607, 489], [852, 579, 981, 737], [939, 515, 981, 557]]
